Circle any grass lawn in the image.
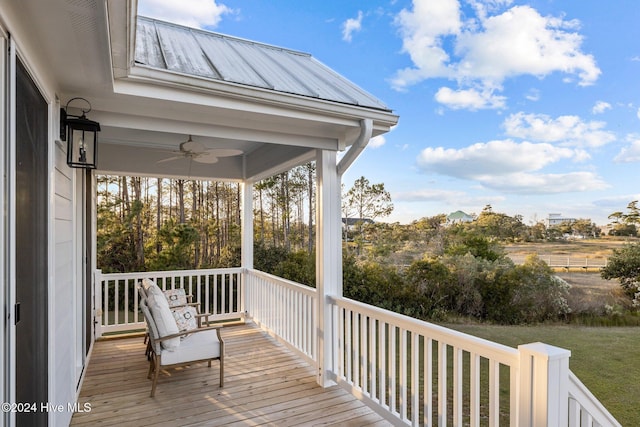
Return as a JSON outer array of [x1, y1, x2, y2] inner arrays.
[[444, 323, 639, 426]]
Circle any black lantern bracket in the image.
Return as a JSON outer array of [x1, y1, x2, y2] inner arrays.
[[61, 97, 101, 169]]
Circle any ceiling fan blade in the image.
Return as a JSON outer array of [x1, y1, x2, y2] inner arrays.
[[207, 148, 243, 157], [194, 152, 219, 164], [157, 155, 184, 163]]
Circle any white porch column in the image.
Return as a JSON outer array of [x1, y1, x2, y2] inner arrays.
[[518, 342, 571, 426], [316, 149, 341, 387], [240, 181, 253, 317], [241, 181, 254, 270]]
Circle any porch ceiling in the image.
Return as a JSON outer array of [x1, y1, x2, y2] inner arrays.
[[4, 0, 398, 182]]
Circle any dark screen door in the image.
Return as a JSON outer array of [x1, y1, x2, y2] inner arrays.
[[15, 57, 48, 426]]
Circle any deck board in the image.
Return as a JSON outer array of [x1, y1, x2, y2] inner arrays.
[[71, 323, 391, 426]]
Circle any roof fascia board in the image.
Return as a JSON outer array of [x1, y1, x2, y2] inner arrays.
[[106, 0, 135, 79], [121, 65, 399, 128], [112, 77, 356, 128]]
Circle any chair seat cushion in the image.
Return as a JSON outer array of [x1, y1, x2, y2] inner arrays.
[[160, 328, 221, 365]]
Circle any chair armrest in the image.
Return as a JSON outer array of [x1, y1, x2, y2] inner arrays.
[[196, 312, 211, 327], [156, 324, 223, 342]]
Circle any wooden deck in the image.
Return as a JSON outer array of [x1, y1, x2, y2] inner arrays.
[[71, 323, 391, 426]]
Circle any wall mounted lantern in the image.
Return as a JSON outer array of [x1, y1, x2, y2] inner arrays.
[[60, 97, 100, 169]]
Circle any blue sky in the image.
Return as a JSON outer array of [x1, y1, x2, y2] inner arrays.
[[138, 0, 640, 226]]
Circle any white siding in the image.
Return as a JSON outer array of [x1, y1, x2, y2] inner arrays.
[[51, 141, 77, 426]]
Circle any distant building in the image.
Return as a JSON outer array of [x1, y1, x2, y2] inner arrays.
[[547, 213, 576, 227], [447, 210, 474, 224], [342, 217, 374, 231]]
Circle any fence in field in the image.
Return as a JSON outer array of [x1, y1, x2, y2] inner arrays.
[[508, 255, 607, 270]]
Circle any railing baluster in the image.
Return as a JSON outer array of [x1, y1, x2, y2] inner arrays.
[[124, 279, 130, 325], [425, 337, 432, 427], [354, 311, 360, 389], [453, 347, 463, 427], [102, 279, 108, 327], [379, 321, 387, 409], [205, 274, 211, 315], [489, 360, 500, 427], [400, 328, 407, 420], [470, 352, 480, 427], [294, 292, 299, 352], [361, 313, 368, 395], [133, 278, 140, 324], [223, 273, 228, 315], [390, 325, 397, 415], [438, 341, 447, 427], [302, 293, 307, 355], [114, 279, 120, 326], [370, 316, 377, 402], [337, 306, 344, 379], [510, 364, 518, 427], [412, 332, 419, 426], [346, 308, 352, 384]]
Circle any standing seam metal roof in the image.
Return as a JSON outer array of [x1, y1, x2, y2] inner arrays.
[[134, 16, 391, 112]]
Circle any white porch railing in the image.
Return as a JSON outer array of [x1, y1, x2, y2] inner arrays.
[[327, 296, 621, 427], [568, 371, 622, 427], [244, 269, 317, 365], [94, 268, 243, 336], [93, 268, 620, 426]]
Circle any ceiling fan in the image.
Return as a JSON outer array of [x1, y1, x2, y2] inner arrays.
[[158, 135, 243, 164]]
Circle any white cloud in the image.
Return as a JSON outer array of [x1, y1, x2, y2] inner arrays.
[[368, 124, 397, 149], [454, 6, 599, 85], [525, 88, 540, 101], [394, 188, 466, 202], [594, 194, 640, 207], [391, 0, 461, 89], [415, 139, 604, 194], [369, 135, 386, 148], [637, 107, 640, 120], [392, 1, 600, 109], [478, 171, 608, 194], [394, 188, 506, 206], [467, 0, 514, 20], [502, 112, 616, 148], [342, 11, 364, 42], [435, 86, 506, 110], [592, 101, 612, 114], [614, 138, 640, 163], [417, 139, 575, 178], [138, 0, 232, 28]]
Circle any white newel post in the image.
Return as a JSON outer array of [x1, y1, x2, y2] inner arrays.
[[94, 269, 103, 338], [518, 342, 571, 426], [316, 149, 341, 387], [241, 181, 254, 317]]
